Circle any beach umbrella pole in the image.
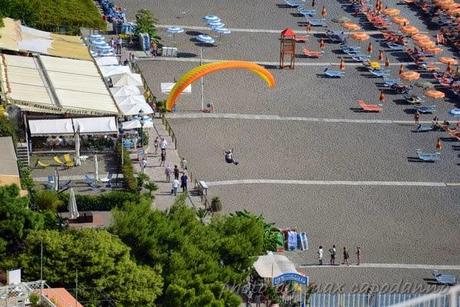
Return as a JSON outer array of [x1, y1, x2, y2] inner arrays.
[[200, 47, 205, 111]]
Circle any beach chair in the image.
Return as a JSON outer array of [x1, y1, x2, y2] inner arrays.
[[84, 174, 100, 191], [404, 94, 424, 104], [36, 160, 50, 168], [306, 18, 327, 27], [100, 172, 114, 187], [369, 69, 391, 77], [415, 105, 436, 114], [303, 47, 323, 58], [445, 128, 460, 141], [45, 175, 56, 190], [416, 149, 440, 161], [59, 180, 72, 191], [385, 42, 405, 50], [53, 156, 64, 166], [412, 124, 433, 132], [295, 35, 309, 42], [324, 68, 345, 78], [357, 100, 383, 112], [327, 31, 346, 43], [63, 154, 74, 168], [383, 77, 401, 87], [432, 271, 457, 285], [351, 54, 370, 62], [298, 8, 316, 17]]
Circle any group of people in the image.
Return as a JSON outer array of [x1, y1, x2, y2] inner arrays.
[[318, 245, 361, 266]]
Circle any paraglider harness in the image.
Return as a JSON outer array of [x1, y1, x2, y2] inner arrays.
[[224, 149, 239, 165]]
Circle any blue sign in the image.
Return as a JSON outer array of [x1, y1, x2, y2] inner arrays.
[[272, 273, 309, 285]]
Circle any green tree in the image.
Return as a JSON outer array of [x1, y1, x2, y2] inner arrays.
[[15, 229, 163, 307], [0, 185, 45, 255], [0, 115, 17, 144], [33, 190, 63, 211], [135, 9, 159, 43]]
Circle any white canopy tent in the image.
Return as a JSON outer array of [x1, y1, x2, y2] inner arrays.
[[29, 119, 74, 136], [121, 119, 154, 130], [118, 103, 153, 116], [73, 117, 117, 134], [110, 73, 143, 87], [100, 65, 131, 77], [95, 56, 119, 66], [110, 85, 141, 97], [115, 95, 147, 106]]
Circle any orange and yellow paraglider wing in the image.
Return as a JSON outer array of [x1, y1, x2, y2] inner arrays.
[[165, 60, 275, 111]]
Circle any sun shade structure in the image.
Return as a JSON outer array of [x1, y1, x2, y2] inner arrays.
[[0, 18, 91, 61], [342, 22, 361, 30], [425, 89, 445, 99], [165, 60, 275, 111], [400, 70, 420, 81], [29, 117, 118, 136], [351, 32, 370, 41], [401, 25, 419, 35], [439, 57, 458, 65], [383, 8, 401, 16], [392, 16, 409, 25], [253, 253, 302, 278], [0, 54, 119, 115]]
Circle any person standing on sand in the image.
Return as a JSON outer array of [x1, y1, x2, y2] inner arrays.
[[356, 247, 361, 265], [342, 247, 350, 266], [318, 246, 323, 265], [329, 245, 337, 265], [153, 137, 159, 155]]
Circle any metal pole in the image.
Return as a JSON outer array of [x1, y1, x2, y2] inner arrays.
[[40, 239, 43, 297], [200, 47, 204, 111]]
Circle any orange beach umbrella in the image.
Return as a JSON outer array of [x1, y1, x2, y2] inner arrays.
[[400, 70, 420, 81], [401, 25, 419, 35], [392, 16, 409, 25], [351, 32, 370, 41], [383, 8, 401, 16], [439, 56, 458, 65], [342, 22, 361, 31], [424, 89, 445, 99]]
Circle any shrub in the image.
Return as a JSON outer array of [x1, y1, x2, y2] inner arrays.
[[210, 196, 222, 213], [58, 191, 141, 212], [0, 115, 17, 144], [115, 142, 138, 192], [34, 190, 63, 212]]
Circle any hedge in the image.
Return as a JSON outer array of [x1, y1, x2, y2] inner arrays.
[[115, 142, 138, 192], [58, 191, 140, 212]]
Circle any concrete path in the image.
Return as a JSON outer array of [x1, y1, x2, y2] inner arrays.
[[131, 117, 202, 210], [300, 263, 460, 270]]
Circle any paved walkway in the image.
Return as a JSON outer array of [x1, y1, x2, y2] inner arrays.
[[300, 263, 460, 270], [167, 112, 436, 125], [131, 117, 202, 210]]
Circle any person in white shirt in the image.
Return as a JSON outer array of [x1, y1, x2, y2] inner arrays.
[[160, 138, 168, 153], [171, 179, 180, 196], [318, 246, 323, 265]]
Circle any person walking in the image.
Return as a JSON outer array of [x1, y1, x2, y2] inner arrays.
[[171, 178, 180, 196], [318, 246, 323, 265], [140, 157, 147, 173], [435, 137, 443, 151], [159, 150, 166, 166], [329, 245, 337, 265], [414, 111, 420, 125], [165, 164, 172, 182], [173, 165, 180, 180], [153, 137, 159, 155], [356, 247, 362, 265], [160, 137, 168, 153], [180, 157, 188, 170], [180, 172, 188, 192], [342, 247, 350, 266]]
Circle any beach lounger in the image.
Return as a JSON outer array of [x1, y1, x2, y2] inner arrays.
[[306, 18, 327, 27], [53, 156, 64, 166], [383, 77, 401, 87], [415, 105, 436, 114], [404, 94, 424, 104], [369, 69, 391, 77], [84, 174, 100, 191], [386, 42, 405, 50], [303, 47, 323, 58], [351, 54, 370, 62], [59, 180, 72, 190], [357, 100, 383, 112], [416, 149, 440, 161], [298, 9, 316, 17], [327, 31, 346, 43], [36, 160, 50, 168], [412, 124, 433, 132], [324, 68, 345, 78], [100, 172, 114, 187], [432, 271, 457, 285], [63, 154, 74, 168], [445, 128, 460, 141]]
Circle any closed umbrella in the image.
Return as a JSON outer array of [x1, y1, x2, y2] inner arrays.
[[339, 57, 345, 70], [378, 50, 384, 61], [385, 57, 390, 67], [321, 6, 327, 17], [94, 154, 99, 181], [54, 168, 59, 192], [75, 130, 81, 166], [68, 188, 79, 220], [379, 90, 385, 103], [367, 42, 373, 54], [319, 38, 325, 49]]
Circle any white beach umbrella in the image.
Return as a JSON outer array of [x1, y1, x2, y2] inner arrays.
[[68, 188, 79, 220], [75, 130, 81, 166], [110, 73, 143, 87], [94, 154, 99, 181], [110, 85, 141, 97]]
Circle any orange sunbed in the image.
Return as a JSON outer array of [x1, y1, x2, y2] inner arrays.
[[357, 100, 382, 112]]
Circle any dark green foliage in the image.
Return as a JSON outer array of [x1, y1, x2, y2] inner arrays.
[[111, 200, 267, 306], [34, 190, 63, 212], [0, 185, 45, 255], [115, 141, 138, 192], [17, 161, 34, 193], [0, 115, 17, 143], [0, 0, 105, 34], [57, 191, 141, 212], [14, 229, 163, 306], [210, 196, 223, 213], [134, 9, 159, 42]]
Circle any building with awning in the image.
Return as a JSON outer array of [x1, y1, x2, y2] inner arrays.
[[0, 53, 120, 115], [28, 117, 118, 137], [0, 137, 27, 195]]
